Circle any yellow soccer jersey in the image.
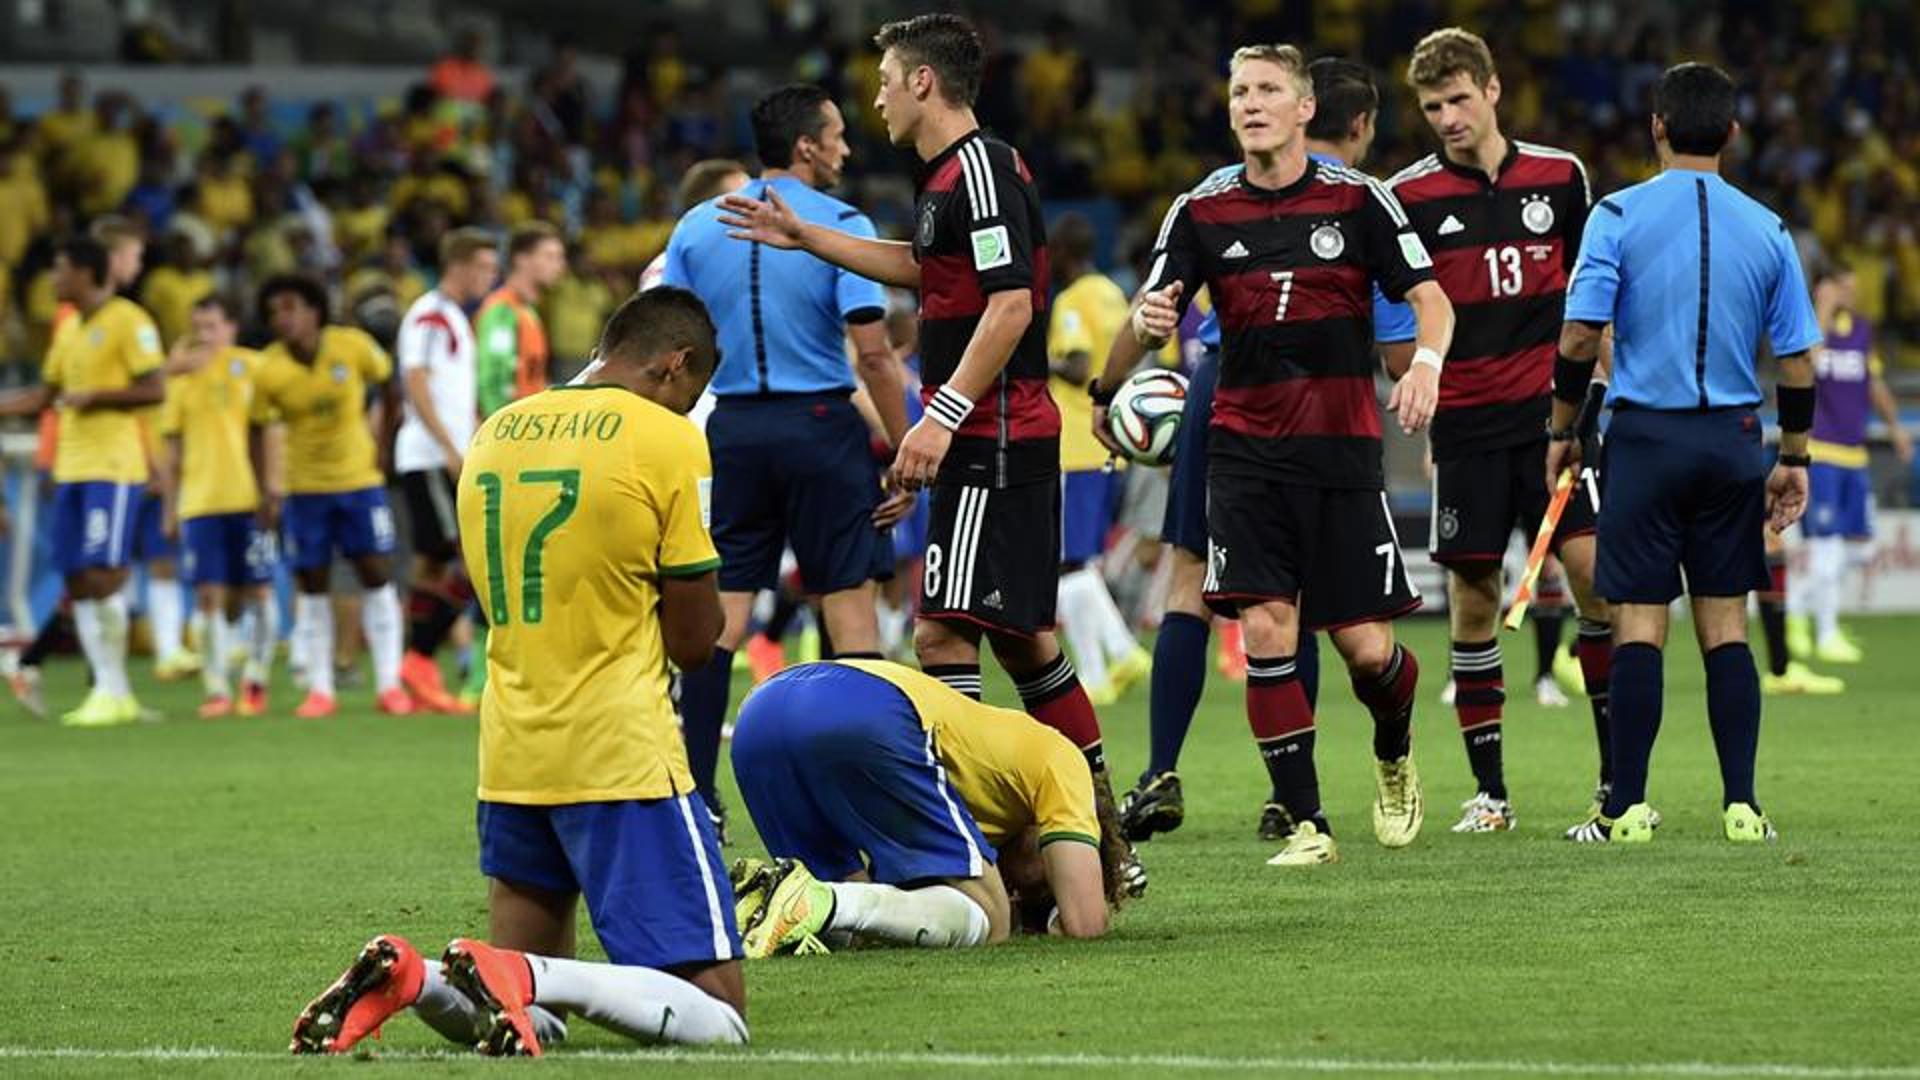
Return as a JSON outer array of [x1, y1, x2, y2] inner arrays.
[[460, 385, 720, 805], [836, 660, 1099, 849], [42, 297, 164, 484], [253, 327, 391, 495], [158, 347, 263, 519], [1048, 273, 1131, 473]]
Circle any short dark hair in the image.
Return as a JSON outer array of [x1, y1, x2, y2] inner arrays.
[[1051, 211, 1095, 266], [56, 235, 110, 286], [439, 226, 497, 269], [1654, 62, 1737, 156], [874, 13, 983, 108], [192, 292, 241, 324], [677, 158, 747, 208], [599, 285, 718, 377], [751, 84, 834, 170], [507, 221, 562, 261], [1306, 58, 1378, 142], [257, 273, 331, 326]]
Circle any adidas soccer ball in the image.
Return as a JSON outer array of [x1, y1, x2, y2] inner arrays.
[[1104, 368, 1189, 466]]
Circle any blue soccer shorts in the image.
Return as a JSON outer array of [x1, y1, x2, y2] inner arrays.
[[1060, 468, 1119, 567], [52, 481, 139, 575], [181, 512, 277, 587], [1597, 407, 1769, 604], [730, 663, 994, 885], [477, 794, 741, 969], [1805, 461, 1871, 539], [130, 490, 178, 562], [283, 487, 396, 572], [1160, 350, 1217, 558]]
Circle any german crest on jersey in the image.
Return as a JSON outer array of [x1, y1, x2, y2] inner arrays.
[[1521, 194, 1555, 235], [918, 201, 939, 248], [1309, 223, 1346, 260]]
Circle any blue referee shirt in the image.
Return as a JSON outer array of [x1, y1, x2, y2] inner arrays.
[[1563, 167, 1821, 410], [662, 175, 888, 397]]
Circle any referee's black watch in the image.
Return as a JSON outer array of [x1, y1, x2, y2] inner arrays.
[[1088, 378, 1117, 407], [1778, 452, 1812, 468]]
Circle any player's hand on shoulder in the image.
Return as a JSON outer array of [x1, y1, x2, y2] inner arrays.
[[1766, 461, 1810, 533], [889, 416, 952, 492], [718, 187, 805, 250], [1387, 362, 1438, 434]]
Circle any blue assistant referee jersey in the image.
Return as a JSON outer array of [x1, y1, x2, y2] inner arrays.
[[662, 176, 888, 397], [1563, 167, 1821, 410]]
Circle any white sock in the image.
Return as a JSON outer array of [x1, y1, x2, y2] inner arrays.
[[362, 584, 404, 693], [525, 954, 747, 1045], [245, 594, 277, 685], [1808, 536, 1845, 644], [74, 599, 112, 697], [188, 609, 209, 656], [297, 593, 335, 697], [150, 576, 186, 661], [1057, 570, 1110, 688], [1084, 563, 1142, 662], [408, 958, 569, 1046], [203, 612, 231, 696], [823, 881, 990, 948], [96, 593, 132, 697]]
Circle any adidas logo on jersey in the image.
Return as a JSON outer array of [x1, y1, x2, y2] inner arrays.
[[981, 590, 1004, 610], [1221, 240, 1250, 259], [1438, 214, 1466, 236]]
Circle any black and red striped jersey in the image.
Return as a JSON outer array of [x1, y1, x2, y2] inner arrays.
[[913, 130, 1056, 487], [1380, 140, 1591, 461], [1145, 159, 1434, 489]]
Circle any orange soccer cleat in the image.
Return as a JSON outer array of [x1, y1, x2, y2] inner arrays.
[[237, 681, 268, 717], [294, 691, 337, 719], [376, 687, 416, 716], [441, 938, 541, 1057], [746, 634, 786, 684], [290, 934, 426, 1054], [402, 651, 472, 713], [197, 694, 234, 719]]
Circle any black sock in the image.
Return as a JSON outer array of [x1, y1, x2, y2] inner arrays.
[[20, 610, 67, 668], [1297, 630, 1321, 713], [407, 587, 461, 655], [1577, 619, 1614, 785], [925, 663, 982, 701], [678, 647, 734, 803], [1248, 656, 1326, 832], [1705, 643, 1762, 810], [1758, 552, 1790, 676], [1532, 609, 1565, 683], [1353, 644, 1418, 761], [1603, 643, 1663, 818], [1146, 612, 1209, 777], [763, 591, 802, 641], [1451, 639, 1506, 800]]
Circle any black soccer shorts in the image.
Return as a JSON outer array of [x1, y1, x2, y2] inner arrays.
[[920, 474, 1060, 637], [1428, 437, 1599, 568]]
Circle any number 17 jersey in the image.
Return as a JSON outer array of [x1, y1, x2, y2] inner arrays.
[[457, 384, 720, 806]]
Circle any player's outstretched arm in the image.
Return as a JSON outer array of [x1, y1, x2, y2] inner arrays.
[[660, 570, 724, 672], [717, 188, 920, 289], [0, 383, 55, 418], [1385, 280, 1452, 434], [1040, 840, 1110, 939]]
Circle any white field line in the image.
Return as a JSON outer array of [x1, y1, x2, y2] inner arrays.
[[0, 1045, 1916, 1077]]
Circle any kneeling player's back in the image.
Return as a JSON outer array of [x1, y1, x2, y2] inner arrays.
[[458, 385, 719, 805]]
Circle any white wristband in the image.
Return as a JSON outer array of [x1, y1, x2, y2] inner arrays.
[[926, 385, 974, 431], [1411, 346, 1443, 373]]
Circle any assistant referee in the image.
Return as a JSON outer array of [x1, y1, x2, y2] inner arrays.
[[1550, 62, 1820, 845]]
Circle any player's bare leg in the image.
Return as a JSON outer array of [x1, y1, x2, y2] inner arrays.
[[237, 582, 276, 715], [1328, 618, 1423, 849], [195, 582, 236, 716], [818, 581, 882, 657], [351, 554, 409, 713], [1445, 563, 1513, 832]]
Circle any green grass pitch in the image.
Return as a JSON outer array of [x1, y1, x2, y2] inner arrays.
[[3, 616, 1916, 1078]]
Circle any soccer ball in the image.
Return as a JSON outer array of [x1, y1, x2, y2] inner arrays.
[[1104, 368, 1189, 466]]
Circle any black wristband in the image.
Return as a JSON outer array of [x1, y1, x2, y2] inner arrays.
[[1777, 383, 1816, 434], [1546, 426, 1576, 442], [1553, 352, 1596, 406], [1088, 379, 1118, 407], [1778, 452, 1812, 468]]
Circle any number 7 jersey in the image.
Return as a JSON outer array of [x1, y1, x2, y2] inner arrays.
[[457, 383, 720, 805]]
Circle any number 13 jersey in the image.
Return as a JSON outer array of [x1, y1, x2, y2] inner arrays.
[[458, 384, 720, 805]]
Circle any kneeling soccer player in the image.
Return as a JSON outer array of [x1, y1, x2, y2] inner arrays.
[[290, 288, 747, 1056], [729, 659, 1123, 955]]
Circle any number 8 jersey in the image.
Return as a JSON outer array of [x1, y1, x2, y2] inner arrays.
[[1144, 159, 1434, 490], [458, 384, 720, 805]]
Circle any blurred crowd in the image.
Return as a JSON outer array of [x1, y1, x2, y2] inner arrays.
[[1, 1, 1918, 378]]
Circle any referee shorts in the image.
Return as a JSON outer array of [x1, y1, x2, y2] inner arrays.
[[1597, 406, 1769, 604]]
